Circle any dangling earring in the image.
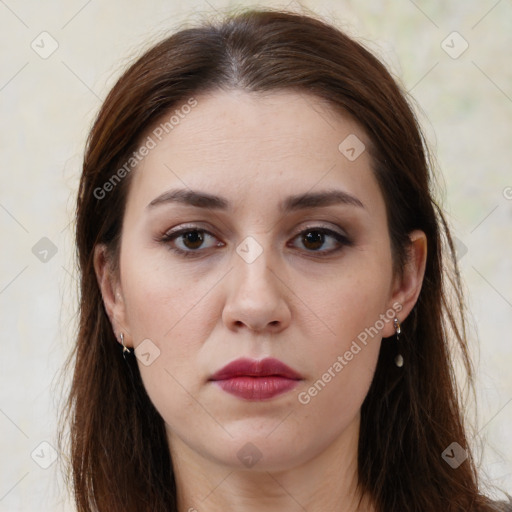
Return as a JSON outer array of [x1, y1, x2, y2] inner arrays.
[[393, 318, 404, 367], [120, 332, 132, 360]]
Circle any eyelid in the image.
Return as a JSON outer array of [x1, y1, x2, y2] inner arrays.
[[159, 225, 222, 246], [288, 225, 352, 251], [295, 222, 349, 238], [157, 222, 352, 257]]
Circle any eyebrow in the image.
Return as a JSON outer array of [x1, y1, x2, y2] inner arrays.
[[146, 187, 365, 212]]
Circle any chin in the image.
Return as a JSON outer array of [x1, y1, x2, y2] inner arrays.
[[201, 430, 314, 473]]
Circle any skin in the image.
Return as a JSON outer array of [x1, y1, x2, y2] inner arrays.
[[95, 89, 427, 512]]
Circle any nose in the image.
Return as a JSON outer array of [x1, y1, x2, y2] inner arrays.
[[222, 247, 292, 334]]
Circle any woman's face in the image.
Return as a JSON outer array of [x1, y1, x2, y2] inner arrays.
[[97, 89, 424, 472]]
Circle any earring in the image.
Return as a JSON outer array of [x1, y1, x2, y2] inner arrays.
[[119, 332, 133, 360], [393, 318, 404, 368]]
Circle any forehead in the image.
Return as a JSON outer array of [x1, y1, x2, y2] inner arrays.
[[127, 89, 382, 215]]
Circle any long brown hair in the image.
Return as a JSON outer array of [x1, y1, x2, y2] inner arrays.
[[58, 8, 500, 511]]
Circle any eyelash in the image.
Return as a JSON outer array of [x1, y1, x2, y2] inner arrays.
[[156, 225, 353, 259]]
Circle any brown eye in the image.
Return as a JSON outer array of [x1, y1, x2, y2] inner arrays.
[[181, 230, 205, 250], [159, 227, 222, 257], [302, 231, 325, 250], [290, 228, 351, 254]]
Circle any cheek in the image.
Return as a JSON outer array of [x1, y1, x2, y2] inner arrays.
[[120, 258, 220, 430], [119, 244, 226, 392], [295, 263, 391, 403], [288, 278, 387, 458], [312, 260, 392, 344], [121, 246, 220, 342]]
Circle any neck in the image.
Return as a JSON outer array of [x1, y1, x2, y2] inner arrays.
[[168, 415, 375, 512]]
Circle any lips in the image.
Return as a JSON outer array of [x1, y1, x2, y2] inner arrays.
[[209, 357, 303, 400]]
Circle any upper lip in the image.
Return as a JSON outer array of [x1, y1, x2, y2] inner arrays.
[[209, 357, 303, 381]]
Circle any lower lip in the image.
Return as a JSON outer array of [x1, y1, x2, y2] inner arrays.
[[212, 376, 300, 400]]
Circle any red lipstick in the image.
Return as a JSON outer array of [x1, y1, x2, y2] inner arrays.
[[209, 357, 303, 401]]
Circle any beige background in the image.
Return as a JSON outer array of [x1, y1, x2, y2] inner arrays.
[[0, 1, 511, 510]]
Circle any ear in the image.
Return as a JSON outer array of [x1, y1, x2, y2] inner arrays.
[[382, 229, 427, 338], [93, 244, 132, 348]]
